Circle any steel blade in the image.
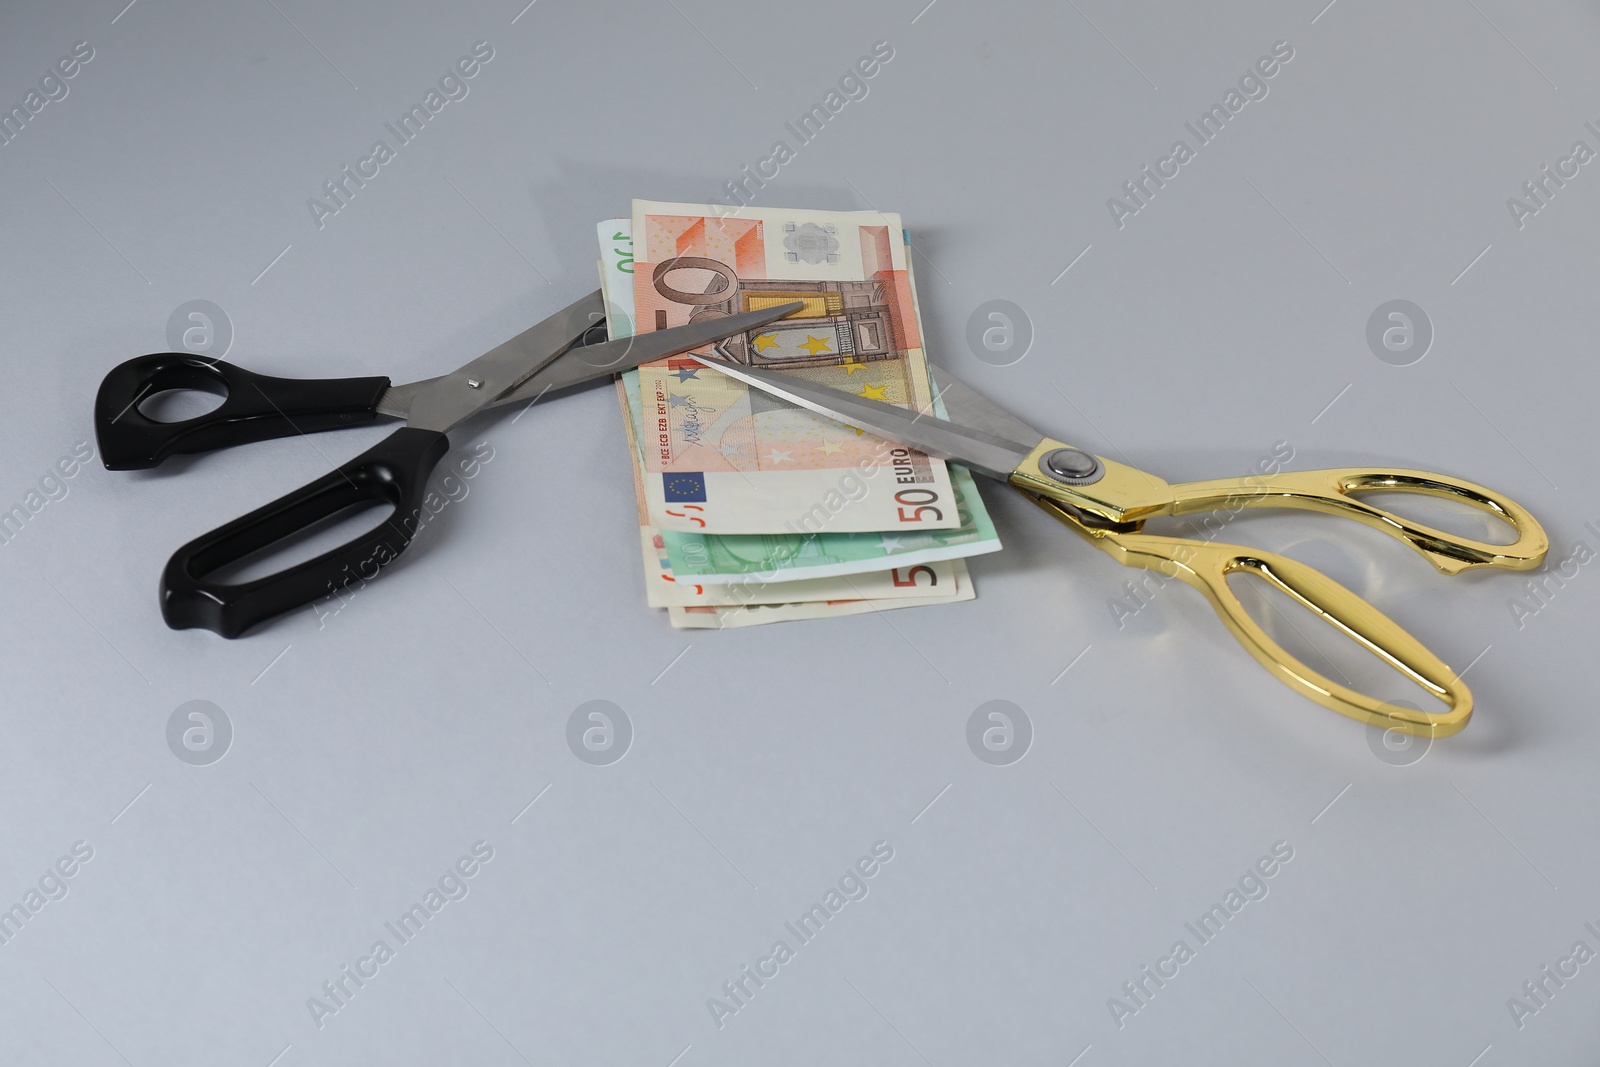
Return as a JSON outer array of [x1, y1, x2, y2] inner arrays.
[[689, 355, 1042, 481], [394, 288, 607, 431], [480, 300, 807, 409], [378, 288, 604, 419], [926, 366, 1048, 453]]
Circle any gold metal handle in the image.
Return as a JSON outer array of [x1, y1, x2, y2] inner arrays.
[[1028, 494, 1472, 737], [1165, 468, 1548, 575]]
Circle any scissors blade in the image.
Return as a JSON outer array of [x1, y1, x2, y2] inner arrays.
[[397, 289, 620, 432], [689, 354, 1043, 482], [377, 288, 605, 420], [478, 300, 808, 410], [925, 366, 1051, 456]]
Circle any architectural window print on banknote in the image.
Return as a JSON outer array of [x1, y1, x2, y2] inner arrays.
[[630, 201, 955, 534]]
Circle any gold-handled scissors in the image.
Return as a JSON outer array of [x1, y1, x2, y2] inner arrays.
[[693, 354, 1549, 738]]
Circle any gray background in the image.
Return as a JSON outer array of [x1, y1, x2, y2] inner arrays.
[[2, 0, 1597, 1063]]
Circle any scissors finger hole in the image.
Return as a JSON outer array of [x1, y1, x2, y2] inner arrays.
[[204, 498, 396, 586], [1347, 487, 1521, 546], [1222, 571, 1451, 717], [137, 386, 227, 424]]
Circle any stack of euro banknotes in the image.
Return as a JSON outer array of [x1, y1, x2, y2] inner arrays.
[[597, 201, 1001, 628]]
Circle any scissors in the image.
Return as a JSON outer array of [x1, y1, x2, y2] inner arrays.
[[93, 290, 803, 638], [693, 352, 1549, 737]]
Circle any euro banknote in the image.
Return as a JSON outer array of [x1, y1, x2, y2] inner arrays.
[[640, 528, 968, 608], [627, 200, 958, 534], [600, 219, 1001, 588], [612, 372, 969, 611], [601, 220, 979, 625], [667, 561, 973, 629]]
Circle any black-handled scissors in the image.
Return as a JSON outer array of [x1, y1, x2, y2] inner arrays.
[[95, 290, 802, 638]]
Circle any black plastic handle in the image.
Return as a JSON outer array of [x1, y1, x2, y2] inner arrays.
[[160, 427, 450, 637], [95, 353, 391, 470]]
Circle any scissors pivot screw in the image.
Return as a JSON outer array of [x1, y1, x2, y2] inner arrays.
[[466, 378, 484, 389], [1041, 448, 1103, 485]]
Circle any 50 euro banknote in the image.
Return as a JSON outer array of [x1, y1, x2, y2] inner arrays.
[[609, 358, 969, 609], [627, 199, 959, 535], [600, 218, 1001, 588], [609, 329, 972, 625], [601, 316, 966, 620]]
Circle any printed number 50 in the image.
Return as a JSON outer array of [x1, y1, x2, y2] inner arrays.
[[895, 488, 943, 523]]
